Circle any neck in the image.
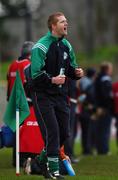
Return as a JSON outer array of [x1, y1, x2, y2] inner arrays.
[[18, 55, 29, 61], [51, 31, 62, 38]]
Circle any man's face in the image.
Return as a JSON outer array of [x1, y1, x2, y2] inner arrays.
[[52, 15, 68, 37], [107, 65, 113, 76]]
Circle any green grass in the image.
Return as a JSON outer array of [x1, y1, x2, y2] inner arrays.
[[0, 140, 118, 179], [1, 45, 118, 81], [0, 61, 10, 81], [76, 45, 118, 67]]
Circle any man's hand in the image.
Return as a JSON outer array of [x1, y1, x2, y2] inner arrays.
[[75, 68, 84, 78], [51, 75, 66, 85]]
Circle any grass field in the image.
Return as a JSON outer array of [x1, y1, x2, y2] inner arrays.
[[0, 59, 118, 180], [0, 140, 118, 180]]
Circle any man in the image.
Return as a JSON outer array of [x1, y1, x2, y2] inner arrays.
[[31, 12, 83, 179], [7, 41, 39, 166], [95, 62, 113, 154], [78, 68, 96, 155], [7, 41, 34, 101], [64, 79, 79, 163]]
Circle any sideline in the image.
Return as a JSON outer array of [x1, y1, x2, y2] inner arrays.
[[0, 80, 7, 86]]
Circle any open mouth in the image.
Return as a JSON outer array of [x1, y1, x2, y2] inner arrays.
[[64, 27, 67, 31]]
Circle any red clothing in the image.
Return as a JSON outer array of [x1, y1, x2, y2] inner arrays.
[[7, 58, 45, 154], [7, 59, 30, 100], [20, 106, 44, 153], [112, 82, 118, 114]]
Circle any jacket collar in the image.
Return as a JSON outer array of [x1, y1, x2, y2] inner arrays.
[[47, 31, 64, 41]]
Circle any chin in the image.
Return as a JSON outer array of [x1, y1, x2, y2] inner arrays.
[[60, 32, 67, 38], [64, 32, 68, 36]]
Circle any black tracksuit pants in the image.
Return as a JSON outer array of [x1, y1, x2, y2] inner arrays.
[[32, 91, 70, 157]]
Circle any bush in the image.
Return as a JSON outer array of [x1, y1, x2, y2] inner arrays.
[[76, 45, 118, 67]]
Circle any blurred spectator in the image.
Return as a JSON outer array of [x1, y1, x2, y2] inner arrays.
[[64, 79, 79, 163], [95, 62, 114, 154], [7, 41, 34, 101], [6, 41, 44, 166], [78, 68, 96, 155]]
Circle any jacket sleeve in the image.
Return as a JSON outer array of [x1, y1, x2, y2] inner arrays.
[[101, 79, 112, 99], [67, 43, 80, 80], [31, 47, 52, 85], [63, 39, 80, 79], [100, 77, 114, 112]]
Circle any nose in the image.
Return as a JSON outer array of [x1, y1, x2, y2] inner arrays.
[[65, 21, 68, 26]]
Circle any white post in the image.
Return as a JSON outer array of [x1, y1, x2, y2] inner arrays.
[[16, 108, 20, 176]]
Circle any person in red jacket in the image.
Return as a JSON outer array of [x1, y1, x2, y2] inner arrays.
[[6, 41, 44, 166], [7, 41, 34, 101], [112, 82, 118, 148]]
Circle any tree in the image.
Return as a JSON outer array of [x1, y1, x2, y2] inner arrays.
[[0, 0, 43, 60]]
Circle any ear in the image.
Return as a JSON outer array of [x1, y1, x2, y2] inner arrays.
[[52, 23, 56, 31]]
